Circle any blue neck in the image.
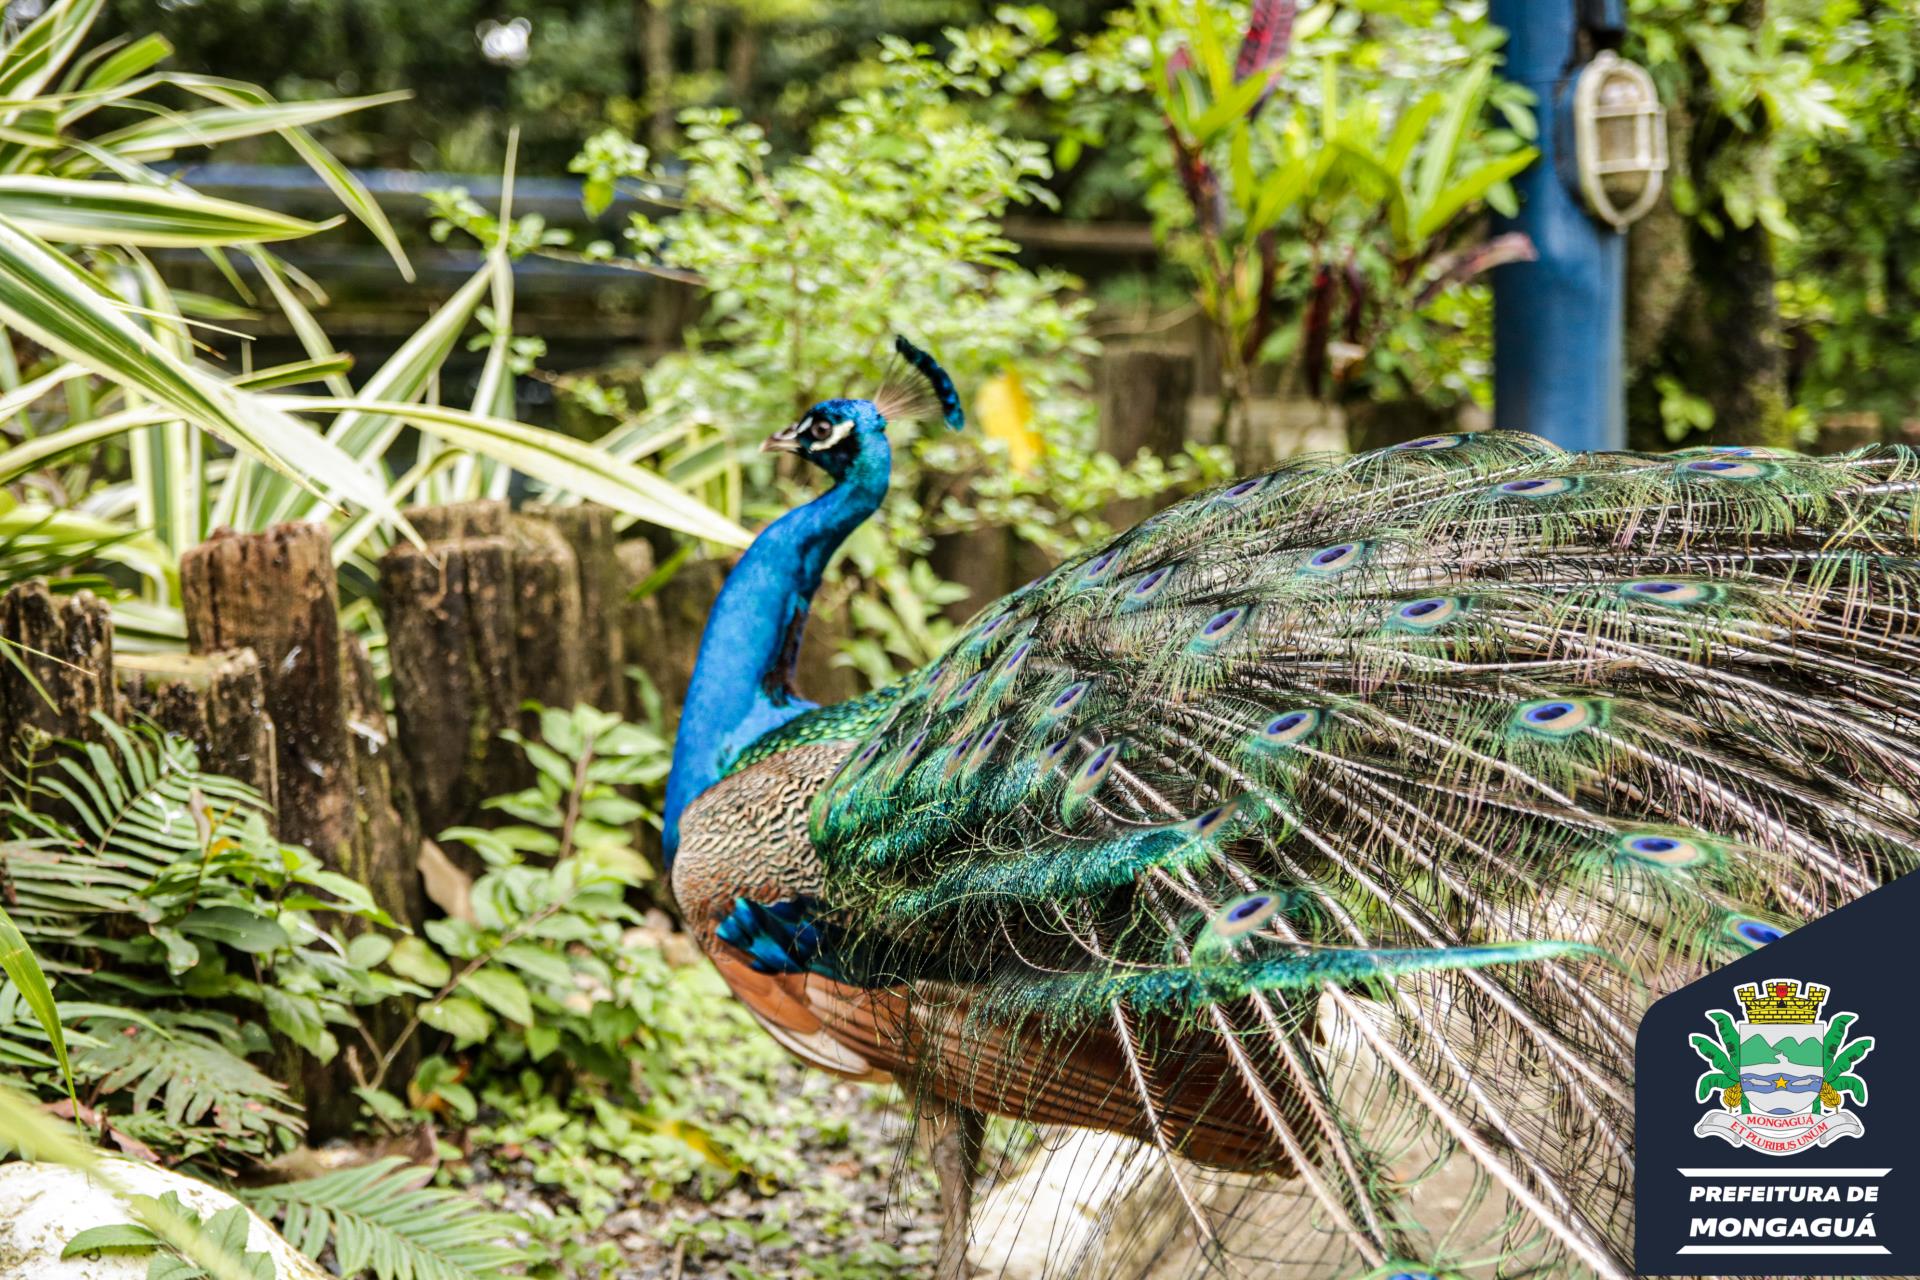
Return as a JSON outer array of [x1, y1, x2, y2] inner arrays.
[[662, 434, 890, 861]]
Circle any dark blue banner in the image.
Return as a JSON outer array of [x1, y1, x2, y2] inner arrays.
[[1635, 875, 1916, 1274]]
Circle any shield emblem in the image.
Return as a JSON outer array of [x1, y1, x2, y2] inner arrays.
[[1735, 1018, 1827, 1116]]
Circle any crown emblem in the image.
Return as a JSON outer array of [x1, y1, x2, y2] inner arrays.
[[1734, 978, 1829, 1024]]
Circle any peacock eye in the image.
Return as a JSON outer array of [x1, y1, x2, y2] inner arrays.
[[807, 417, 834, 442]]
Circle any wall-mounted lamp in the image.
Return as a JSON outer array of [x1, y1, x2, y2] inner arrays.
[[1571, 50, 1668, 230]]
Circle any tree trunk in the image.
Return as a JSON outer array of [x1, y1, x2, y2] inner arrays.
[[0, 583, 114, 748], [1097, 346, 1195, 528], [642, 0, 675, 152], [379, 536, 521, 841], [180, 525, 356, 866], [117, 649, 277, 809], [523, 503, 625, 714], [1626, 0, 1791, 449], [506, 515, 588, 718]]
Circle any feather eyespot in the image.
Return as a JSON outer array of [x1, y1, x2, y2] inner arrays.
[[1681, 458, 1772, 480], [1188, 606, 1251, 650], [1385, 1272, 1439, 1280], [1122, 565, 1176, 610], [1393, 434, 1464, 451], [966, 720, 1006, 770], [1388, 595, 1462, 632], [945, 672, 984, 709], [1495, 475, 1578, 498], [1207, 892, 1280, 939], [1069, 742, 1122, 796], [1512, 697, 1597, 738], [1047, 681, 1090, 717], [1300, 542, 1367, 576], [1619, 579, 1719, 607], [1727, 916, 1785, 948], [1180, 797, 1241, 839], [1617, 832, 1709, 868], [1217, 476, 1268, 501], [1258, 708, 1321, 747], [1001, 640, 1032, 674], [1079, 549, 1120, 585]]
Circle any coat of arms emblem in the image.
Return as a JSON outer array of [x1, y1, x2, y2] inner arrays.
[[1690, 978, 1873, 1155]]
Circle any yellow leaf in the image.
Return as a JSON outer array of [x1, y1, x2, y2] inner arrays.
[[975, 369, 1042, 474]]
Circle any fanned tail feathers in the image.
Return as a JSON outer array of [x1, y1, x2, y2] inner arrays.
[[773, 434, 1920, 1277]]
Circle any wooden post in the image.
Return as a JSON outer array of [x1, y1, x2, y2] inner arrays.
[[379, 536, 521, 840], [117, 649, 278, 810], [1098, 346, 1195, 527], [524, 502, 626, 715], [0, 583, 114, 747], [506, 516, 587, 716], [341, 637, 421, 931], [180, 525, 356, 867]]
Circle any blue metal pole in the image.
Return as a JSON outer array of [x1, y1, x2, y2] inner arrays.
[[1487, 0, 1625, 452]]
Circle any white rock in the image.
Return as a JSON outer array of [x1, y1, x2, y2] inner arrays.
[[0, 1158, 327, 1280]]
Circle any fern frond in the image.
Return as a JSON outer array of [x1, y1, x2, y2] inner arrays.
[[76, 1013, 302, 1150], [238, 1158, 528, 1280]]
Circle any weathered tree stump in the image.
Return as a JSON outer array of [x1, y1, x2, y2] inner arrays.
[[506, 516, 586, 717], [379, 536, 521, 840], [404, 499, 508, 544], [1098, 346, 1195, 528], [117, 649, 277, 809], [341, 636, 421, 931], [181, 525, 356, 866], [524, 502, 626, 715], [0, 582, 115, 751]]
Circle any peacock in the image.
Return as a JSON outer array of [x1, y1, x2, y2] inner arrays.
[[664, 337, 1920, 1280]]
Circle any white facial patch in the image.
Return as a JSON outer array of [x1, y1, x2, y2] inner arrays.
[[803, 415, 855, 450]]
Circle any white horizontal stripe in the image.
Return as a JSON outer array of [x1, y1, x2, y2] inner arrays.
[[1677, 1167, 1889, 1177], [1678, 1246, 1890, 1255]]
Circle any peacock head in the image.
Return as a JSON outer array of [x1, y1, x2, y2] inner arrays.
[[759, 336, 965, 482], [761, 397, 887, 481]]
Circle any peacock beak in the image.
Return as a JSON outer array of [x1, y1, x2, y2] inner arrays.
[[761, 427, 803, 454]]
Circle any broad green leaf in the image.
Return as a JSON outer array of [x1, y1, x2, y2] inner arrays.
[[459, 968, 533, 1025], [420, 995, 492, 1047], [0, 177, 337, 246], [387, 936, 451, 987], [177, 906, 290, 955], [62, 1224, 160, 1257], [1414, 60, 1493, 216], [1413, 148, 1538, 241]]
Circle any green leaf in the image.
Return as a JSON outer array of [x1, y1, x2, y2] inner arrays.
[[269, 395, 752, 547], [178, 906, 289, 955], [0, 903, 75, 1105], [238, 1157, 528, 1280], [1689, 1032, 1731, 1073], [0, 178, 336, 246], [387, 936, 451, 987], [0, 218, 398, 524], [420, 995, 493, 1047], [63, 1223, 161, 1257], [459, 968, 533, 1025], [346, 933, 395, 970], [91, 92, 410, 160]]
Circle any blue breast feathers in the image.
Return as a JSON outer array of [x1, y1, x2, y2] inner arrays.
[[714, 896, 838, 976]]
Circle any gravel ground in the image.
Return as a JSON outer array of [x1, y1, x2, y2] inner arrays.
[[466, 1063, 943, 1279]]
